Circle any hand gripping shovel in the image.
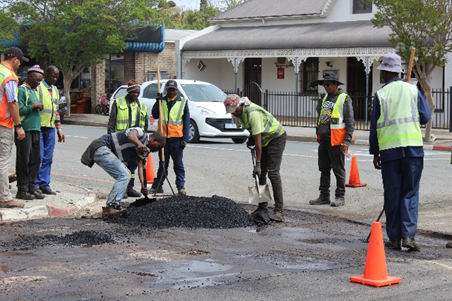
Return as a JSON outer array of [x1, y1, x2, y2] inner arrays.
[[130, 158, 157, 207], [248, 146, 272, 204]]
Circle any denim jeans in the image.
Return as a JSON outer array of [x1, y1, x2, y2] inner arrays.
[[36, 127, 56, 191], [0, 126, 14, 203], [93, 146, 131, 207]]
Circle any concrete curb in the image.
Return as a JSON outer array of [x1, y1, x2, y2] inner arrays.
[[0, 193, 97, 222]]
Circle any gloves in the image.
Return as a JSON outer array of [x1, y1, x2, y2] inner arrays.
[[180, 140, 187, 149], [246, 136, 255, 148], [253, 163, 261, 178], [156, 93, 162, 102]]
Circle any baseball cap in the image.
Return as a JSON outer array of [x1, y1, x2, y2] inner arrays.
[[4, 47, 29, 62], [166, 80, 177, 90]]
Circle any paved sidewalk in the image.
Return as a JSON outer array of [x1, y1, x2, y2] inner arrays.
[[1, 113, 450, 223]]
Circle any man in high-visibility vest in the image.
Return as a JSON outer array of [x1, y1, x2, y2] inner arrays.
[[0, 47, 27, 209], [15, 65, 45, 200], [370, 53, 431, 251], [309, 72, 355, 207], [224, 94, 287, 222], [108, 79, 148, 198], [150, 80, 190, 196], [35, 65, 65, 195]]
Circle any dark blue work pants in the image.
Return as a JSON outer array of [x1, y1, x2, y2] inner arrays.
[[152, 137, 185, 189], [381, 157, 423, 242]]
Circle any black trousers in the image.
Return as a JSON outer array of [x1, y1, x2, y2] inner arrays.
[[259, 132, 287, 211], [15, 130, 41, 194], [317, 141, 346, 198]]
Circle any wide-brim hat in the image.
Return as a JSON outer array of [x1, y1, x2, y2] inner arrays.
[[377, 53, 403, 73], [314, 71, 344, 86]]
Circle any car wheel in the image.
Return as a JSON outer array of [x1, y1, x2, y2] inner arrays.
[[189, 120, 200, 143], [232, 138, 247, 144]]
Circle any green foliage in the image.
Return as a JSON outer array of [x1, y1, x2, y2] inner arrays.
[[0, 8, 18, 50], [371, 0, 452, 68], [5, 0, 165, 85]]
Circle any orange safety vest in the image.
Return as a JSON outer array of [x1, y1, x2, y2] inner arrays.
[[0, 61, 19, 129], [158, 95, 187, 138], [317, 93, 350, 146]]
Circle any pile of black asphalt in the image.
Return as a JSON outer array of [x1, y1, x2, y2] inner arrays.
[[0, 230, 114, 250], [108, 195, 255, 229]]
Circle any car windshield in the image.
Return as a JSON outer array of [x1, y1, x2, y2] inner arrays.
[[113, 87, 128, 100], [181, 83, 227, 102]]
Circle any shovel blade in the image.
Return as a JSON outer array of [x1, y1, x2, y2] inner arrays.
[[248, 184, 272, 204]]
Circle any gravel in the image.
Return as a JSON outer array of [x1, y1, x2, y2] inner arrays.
[[108, 195, 255, 229], [0, 230, 114, 249]]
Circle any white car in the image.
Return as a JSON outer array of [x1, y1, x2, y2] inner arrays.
[[110, 79, 249, 143]]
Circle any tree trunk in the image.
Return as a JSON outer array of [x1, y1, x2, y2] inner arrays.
[[62, 73, 73, 117], [417, 67, 435, 143]]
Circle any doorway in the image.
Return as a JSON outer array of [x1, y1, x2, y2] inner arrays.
[[243, 58, 262, 105], [347, 57, 372, 121]]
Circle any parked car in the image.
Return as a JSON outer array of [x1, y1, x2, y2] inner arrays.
[[110, 80, 249, 143], [58, 96, 68, 123]]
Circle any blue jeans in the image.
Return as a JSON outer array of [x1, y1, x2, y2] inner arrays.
[[153, 138, 185, 189], [36, 127, 56, 190], [93, 146, 131, 207], [381, 157, 423, 241]]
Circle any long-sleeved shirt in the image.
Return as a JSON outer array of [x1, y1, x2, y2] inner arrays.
[[369, 78, 431, 163]]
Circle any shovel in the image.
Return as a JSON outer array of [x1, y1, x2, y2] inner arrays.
[[248, 146, 272, 204], [130, 158, 156, 207]]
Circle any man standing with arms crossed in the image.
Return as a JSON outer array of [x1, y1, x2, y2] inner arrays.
[[0, 47, 27, 208], [370, 53, 431, 251], [36, 65, 65, 195]]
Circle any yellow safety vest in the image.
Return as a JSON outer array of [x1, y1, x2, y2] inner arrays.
[[158, 96, 187, 138], [0, 61, 19, 129], [317, 93, 348, 146], [114, 96, 147, 132], [37, 81, 59, 128], [376, 81, 423, 150]]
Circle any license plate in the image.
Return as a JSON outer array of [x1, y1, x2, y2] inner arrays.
[[225, 123, 237, 129]]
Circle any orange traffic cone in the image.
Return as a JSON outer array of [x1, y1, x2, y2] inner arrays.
[[350, 222, 401, 287], [346, 156, 367, 188], [146, 154, 155, 184]]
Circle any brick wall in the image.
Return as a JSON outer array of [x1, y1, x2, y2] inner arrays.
[[90, 60, 105, 108]]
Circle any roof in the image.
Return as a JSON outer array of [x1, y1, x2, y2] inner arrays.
[[211, 0, 331, 21], [165, 29, 199, 42], [182, 21, 391, 51]]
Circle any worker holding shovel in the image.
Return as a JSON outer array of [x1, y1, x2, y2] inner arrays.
[[224, 94, 287, 222]]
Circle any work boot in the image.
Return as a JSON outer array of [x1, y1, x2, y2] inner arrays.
[[150, 187, 164, 194], [177, 187, 187, 196], [330, 196, 345, 207], [251, 202, 268, 216], [16, 191, 35, 200], [402, 238, 420, 251], [102, 206, 124, 220], [0, 200, 24, 208], [309, 196, 330, 205], [385, 239, 401, 250], [127, 189, 141, 198], [269, 210, 285, 222], [31, 190, 45, 199]]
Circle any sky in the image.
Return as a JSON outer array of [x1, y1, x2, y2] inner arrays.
[[174, 0, 223, 10]]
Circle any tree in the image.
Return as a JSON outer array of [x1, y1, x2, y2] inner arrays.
[[218, 0, 245, 10], [3, 0, 166, 116], [371, 0, 452, 141], [0, 8, 18, 50]]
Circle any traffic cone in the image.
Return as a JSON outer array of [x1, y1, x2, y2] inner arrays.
[[350, 222, 401, 287], [346, 156, 367, 188], [146, 154, 155, 184]]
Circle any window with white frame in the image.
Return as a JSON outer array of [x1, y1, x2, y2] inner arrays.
[[353, 0, 372, 14]]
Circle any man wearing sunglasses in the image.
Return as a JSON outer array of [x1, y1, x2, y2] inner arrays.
[[0, 47, 29, 209], [309, 73, 355, 207]]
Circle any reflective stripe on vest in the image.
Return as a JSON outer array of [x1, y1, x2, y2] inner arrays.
[[242, 103, 283, 147], [115, 96, 147, 131], [317, 93, 347, 146], [0, 62, 19, 129], [158, 96, 187, 138], [37, 82, 59, 127], [376, 81, 422, 150]]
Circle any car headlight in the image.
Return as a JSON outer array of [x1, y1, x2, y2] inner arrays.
[[198, 106, 217, 116]]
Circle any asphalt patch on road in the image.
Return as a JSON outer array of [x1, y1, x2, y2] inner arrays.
[[0, 230, 114, 250], [108, 195, 255, 229]]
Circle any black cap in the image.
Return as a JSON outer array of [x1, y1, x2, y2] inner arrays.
[[4, 47, 29, 62], [166, 80, 177, 90]]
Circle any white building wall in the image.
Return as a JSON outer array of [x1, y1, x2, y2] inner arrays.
[[446, 53, 452, 89]]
